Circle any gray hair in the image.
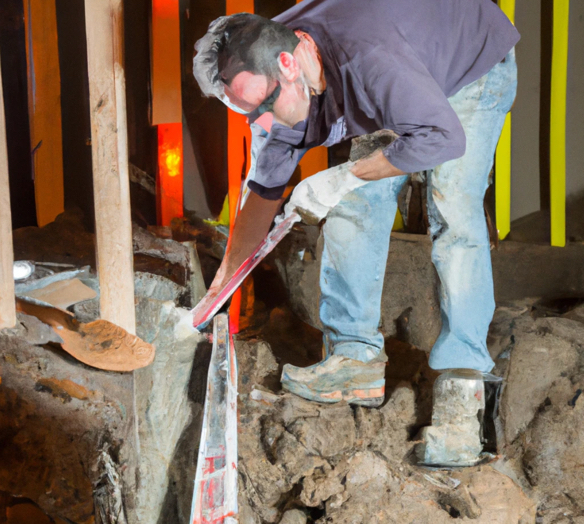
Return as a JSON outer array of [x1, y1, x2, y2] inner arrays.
[[193, 13, 299, 111]]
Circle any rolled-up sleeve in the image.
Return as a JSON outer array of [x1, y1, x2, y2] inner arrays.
[[356, 46, 466, 172]]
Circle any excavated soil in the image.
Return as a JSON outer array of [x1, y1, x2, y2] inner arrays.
[[234, 298, 584, 524]]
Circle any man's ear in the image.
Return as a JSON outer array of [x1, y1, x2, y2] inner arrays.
[[278, 52, 300, 82]]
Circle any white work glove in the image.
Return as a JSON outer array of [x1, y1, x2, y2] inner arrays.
[[276, 161, 368, 226]]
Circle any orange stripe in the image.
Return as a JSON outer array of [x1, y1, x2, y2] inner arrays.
[[320, 386, 385, 400]]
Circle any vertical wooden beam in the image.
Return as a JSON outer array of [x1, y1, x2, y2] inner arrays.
[[226, 0, 254, 334], [550, 0, 569, 247], [84, 0, 136, 334], [0, 54, 16, 330], [495, 0, 515, 241], [157, 122, 184, 226], [23, 0, 65, 227], [152, 0, 184, 226], [151, 0, 182, 125]]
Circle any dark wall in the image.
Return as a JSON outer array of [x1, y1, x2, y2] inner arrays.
[[55, 0, 158, 229], [179, 0, 297, 217], [124, 0, 158, 181], [0, 0, 37, 228], [180, 0, 228, 217], [124, 0, 158, 226], [55, 0, 94, 231]]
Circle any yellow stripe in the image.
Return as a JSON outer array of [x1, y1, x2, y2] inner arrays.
[[550, 0, 569, 247], [498, 0, 516, 24], [495, 0, 515, 241], [495, 114, 512, 240]]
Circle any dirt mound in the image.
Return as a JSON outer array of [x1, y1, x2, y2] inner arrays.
[[235, 337, 538, 524]]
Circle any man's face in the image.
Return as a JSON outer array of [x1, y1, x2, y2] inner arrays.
[[224, 71, 275, 113], [225, 69, 310, 128]]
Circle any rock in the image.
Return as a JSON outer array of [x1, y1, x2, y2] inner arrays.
[[438, 484, 482, 519], [0, 294, 206, 524], [4, 312, 63, 345], [562, 302, 584, 324], [274, 229, 442, 351], [236, 339, 279, 396], [500, 317, 583, 444], [416, 371, 485, 467], [238, 482, 262, 524], [279, 509, 307, 524], [300, 459, 347, 507], [134, 271, 186, 302], [522, 375, 584, 521], [320, 451, 396, 524], [355, 383, 417, 461], [459, 468, 537, 523], [238, 395, 291, 522], [133, 298, 206, 523], [132, 225, 190, 268], [12, 208, 96, 268], [236, 338, 541, 524], [72, 297, 100, 323], [284, 402, 356, 458], [0, 333, 133, 524], [493, 313, 584, 522]]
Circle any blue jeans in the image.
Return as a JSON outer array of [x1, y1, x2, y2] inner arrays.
[[319, 50, 517, 372]]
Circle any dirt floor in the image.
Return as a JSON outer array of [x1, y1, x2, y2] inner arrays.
[[2, 209, 584, 524], [234, 285, 584, 524]]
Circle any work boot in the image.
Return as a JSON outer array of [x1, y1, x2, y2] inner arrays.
[[416, 369, 485, 467], [281, 353, 387, 407]]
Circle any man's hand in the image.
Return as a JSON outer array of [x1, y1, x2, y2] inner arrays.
[[350, 150, 404, 181]]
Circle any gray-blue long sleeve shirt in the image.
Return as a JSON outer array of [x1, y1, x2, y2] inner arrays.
[[246, 0, 519, 199]]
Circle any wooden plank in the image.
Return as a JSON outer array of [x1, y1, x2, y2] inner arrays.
[[157, 122, 184, 226], [84, 0, 136, 334], [226, 0, 254, 334], [550, 0, 569, 247], [151, 0, 182, 125], [152, 0, 184, 226], [0, 53, 16, 330], [23, 0, 65, 227]]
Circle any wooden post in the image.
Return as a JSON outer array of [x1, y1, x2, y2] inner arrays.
[[152, 0, 184, 226], [84, 0, 136, 334], [23, 0, 65, 227], [0, 54, 17, 330], [226, 0, 254, 334]]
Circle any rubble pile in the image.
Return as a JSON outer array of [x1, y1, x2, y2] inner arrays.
[[235, 298, 584, 524], [491, 302, 584, 524], [0, 212, 209, 523], [2, 208, 584, 524]]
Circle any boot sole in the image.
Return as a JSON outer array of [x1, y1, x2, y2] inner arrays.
[[282, 381, 385, 407]]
